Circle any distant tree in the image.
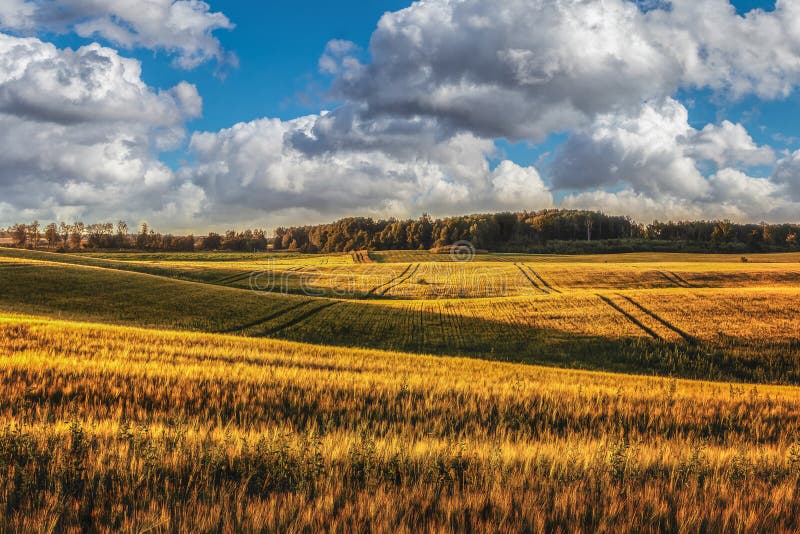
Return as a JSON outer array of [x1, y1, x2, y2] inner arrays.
[[712, 220, 733, 242], [69, 222, 84, 249], [273, 228, 286, 250], [44, 223, 59, 248], [10, 224, 27, 247], [137, 223, 151, 249], [27, 220, 40, 248], [200, 232, 222, 250], [59, 222, 69, 247], [176, 235, 196, 252]]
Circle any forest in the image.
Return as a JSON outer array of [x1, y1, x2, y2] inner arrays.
[[275, 211, 800, 253]]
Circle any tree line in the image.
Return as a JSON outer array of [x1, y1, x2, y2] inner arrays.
[[3, 210, 800, 253], [1, 221, 269, 252], [275, 210, 800, 253]]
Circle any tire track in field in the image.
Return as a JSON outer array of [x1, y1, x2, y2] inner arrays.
[[213, 271, 253, 285], [380, 264, 420, 296], [367, 264, 412, 295], [218, 300, 316, 333], [658, 271, 693, 288], [596, 294, 662, 341], [526, 266, 562, 293], [656, 271, 681, 288], [670, 271, 696, 287], [260, 301, 341, 336], [617, 295, 698, 345], [514, 263, 547, 294]]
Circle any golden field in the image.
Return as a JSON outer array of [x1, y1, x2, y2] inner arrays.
[[1, 247, 800, 531]]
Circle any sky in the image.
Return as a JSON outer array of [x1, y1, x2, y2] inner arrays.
[[0, 0, 799, 232]]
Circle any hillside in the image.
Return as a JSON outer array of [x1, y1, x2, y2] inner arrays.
[[1, 313, 799, 531], [2, 248, 800, 382]]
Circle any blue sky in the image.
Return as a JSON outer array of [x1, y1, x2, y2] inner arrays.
[[1, 0, 799, 230], [140, 1, 414, 130]]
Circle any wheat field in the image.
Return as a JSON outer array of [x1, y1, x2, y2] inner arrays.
[[2, 247, 800, 531]]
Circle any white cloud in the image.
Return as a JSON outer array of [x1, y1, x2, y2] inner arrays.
[[3, 0, 800, 229], [331, 0, 683, 141], [490, 161, 552, 209], [772, 149, 800, 200], [176, 0, 800, 227], [551, 98, 708, 197], [0, 33, 203, 225], [325, 0, 800, 143], [689, 121, 775, 167], [0, 0, 34, 29], [184, 108, 553, 224], [552, 98, 776, 196], [562, 169, 800, 223], [0, 34, 199, 125], [551, 97, 797, 222], [663, 0, 800, 99], [0, 0, 233, 68], [562, 189, 705, 222]]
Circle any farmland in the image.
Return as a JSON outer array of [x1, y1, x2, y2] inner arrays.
[[1, 246, 800, 531]]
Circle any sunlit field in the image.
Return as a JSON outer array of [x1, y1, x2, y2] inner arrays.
[[2, 247, 800, 531]]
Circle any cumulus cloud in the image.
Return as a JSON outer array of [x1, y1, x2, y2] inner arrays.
[[0, 34, 201, 126], [324, 0, 800, 143], [0, 0, 34, 29], [175, 0, 800, 226], [183, 107, 553, 225], [551, 98, 708, 198], [551, 96, 799, 222], [689, 121, 775, 168], [562, 168, 799, 224], [771, 150, 800, 201], [663, 0, 800, 98], [331, 0, 682, 141], [5, 0, 800, 229], [0, 0, 233, 68], [0, 33, 204, 225], [552, 98, 775, 196]]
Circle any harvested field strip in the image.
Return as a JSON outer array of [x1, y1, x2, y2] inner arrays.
[[526, 266, 562, 293], [262, 301, 341, 336], [381, 264, 420, 296], [618, 295, 697, 345], [596, 294, 661, 341]]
